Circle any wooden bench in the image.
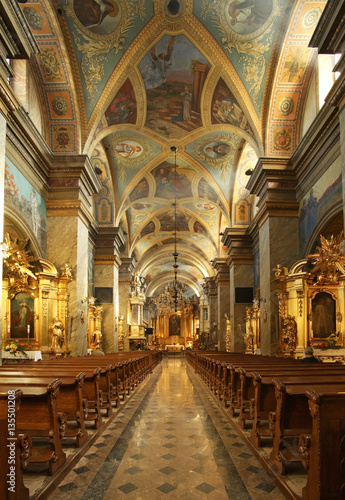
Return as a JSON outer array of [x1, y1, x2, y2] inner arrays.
[[299, 388, 345, 500], [269, 379, 345, 475], [0, 389, 31, 500], [0, 370, 88, 447], [0, 380, 66, 476]]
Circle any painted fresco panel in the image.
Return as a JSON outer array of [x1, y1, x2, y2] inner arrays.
[[299, 157, 342, 255], [5, 158, 47, 256], [139, 34, 210, 138]]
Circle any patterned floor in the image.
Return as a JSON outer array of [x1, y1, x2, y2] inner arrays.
[[30, 357, 294, 499]]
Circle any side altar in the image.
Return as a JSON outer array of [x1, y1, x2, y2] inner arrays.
[[274, 233, 345, 359]]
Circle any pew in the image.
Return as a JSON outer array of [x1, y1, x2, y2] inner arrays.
[[269, 379, 345, 475], [299, 388, 345, 500], [249, 369, 345, 446], [0, 389, 31, 500], [0, 380, 66, 475], [0, 371, 88, 447]]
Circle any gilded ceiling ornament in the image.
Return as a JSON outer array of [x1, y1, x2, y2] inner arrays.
[[52, 96, 68, 116], [301, 7, 322, 30], [200, 0, 282, 105], [308, 232, 345, 285], [278, 96, 294, 116], [65, 0, 146, 102], [22, 6, 44, 31]]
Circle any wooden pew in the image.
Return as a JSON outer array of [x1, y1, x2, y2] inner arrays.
[[249, 368, 345, 446], [269, 379, 345, 475], [299, 388, 345, 500], [0, 380, 66, 476], [0, 371, 88, 447], [0, 389, 31, 500], [237, 364, 345, 430]]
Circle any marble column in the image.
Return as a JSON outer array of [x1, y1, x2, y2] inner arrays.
[[0, 113, 6, 359], [204, 277, 217, 347], [213, 259, 230, 351], [119, 258, 135, 351], [46, 155, 102, 356], [223, 229, 253, 352], [246, 158, 299, 355], [94, 227, 123, 353]]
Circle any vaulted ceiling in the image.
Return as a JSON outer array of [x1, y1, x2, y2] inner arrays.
[[20, 0, 326, 298]]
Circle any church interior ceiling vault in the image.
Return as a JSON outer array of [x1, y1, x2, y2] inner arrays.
[[19, 0, 326, 298]]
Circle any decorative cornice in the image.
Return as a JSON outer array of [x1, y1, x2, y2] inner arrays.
[[94, 254, 122, 268], [253, 200, 300, 229], [46, 199, 96, 229]]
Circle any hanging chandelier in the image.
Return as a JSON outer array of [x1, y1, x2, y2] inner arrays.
[[171, 146, 179, 312]]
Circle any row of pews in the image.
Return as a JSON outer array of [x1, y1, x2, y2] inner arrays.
[[186, 351, 345, 500], [0, 350, 162, 500]]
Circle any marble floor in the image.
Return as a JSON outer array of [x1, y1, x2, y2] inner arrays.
[[27, 357, 302, 499]]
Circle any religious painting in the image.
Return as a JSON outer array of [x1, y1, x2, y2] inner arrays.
[[225, 0, 274, 36], [139, 34, 210, 137], [169, 315, 181, 336], [152, 162, 193, 199], [204, 142, 232, 158], [280, 46, 312, 84], [299, 157, 342, 255], [73, 0, 121, 35], [198, 178, 218, 203], [105, 79, 137, 126], [97, 198, 113, 224], [141, 221, 155, 238], [235, 199, 250, 224], [10, 292, 34, 339], [312, 292, 336, 339], [159, 212, 190, 232], [211, 79, 254, 137], [129, 178, 149, 202], [4, 158, 47, 256], [114, 141, 143, 158]]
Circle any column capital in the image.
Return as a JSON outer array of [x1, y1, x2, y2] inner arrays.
[[211, 258, 229, 286], [222, 228, 253, 268], [94, 227, 125, 265], [246, 157, 299, 227], [48, 154, 102, 206]]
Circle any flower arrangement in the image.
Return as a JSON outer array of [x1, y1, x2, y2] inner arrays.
[[5, 341, 31, 356], [316, 332, 342, 351]]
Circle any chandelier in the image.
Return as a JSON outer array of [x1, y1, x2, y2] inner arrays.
[[150, 282, 197, 313]]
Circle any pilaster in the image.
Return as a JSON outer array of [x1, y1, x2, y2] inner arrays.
[[246, 158, 299, 355], [223, 228, 254, 352]]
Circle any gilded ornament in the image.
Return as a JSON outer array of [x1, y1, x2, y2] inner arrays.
[[278, 97, 294, 116], [22, 7, 44, 31]]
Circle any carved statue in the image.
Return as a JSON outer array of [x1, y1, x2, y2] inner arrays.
[[92, 329, 102, 350], [51, 317, 65, 350], [244, 324, 254, 351], [282, 314, 297, 351]]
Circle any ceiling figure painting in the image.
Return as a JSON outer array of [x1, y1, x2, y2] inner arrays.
[[139, 34, 210, 137]]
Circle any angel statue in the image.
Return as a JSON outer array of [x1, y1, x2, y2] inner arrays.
[[141, 36, 175, 89]]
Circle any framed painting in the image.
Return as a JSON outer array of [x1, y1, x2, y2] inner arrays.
[[10, 292, 34, 339]]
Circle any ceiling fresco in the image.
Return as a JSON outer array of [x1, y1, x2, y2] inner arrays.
[[20, 0, 326, 299]]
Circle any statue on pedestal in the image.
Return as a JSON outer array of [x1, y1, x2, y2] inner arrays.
[[51, 317, 65, 350]]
